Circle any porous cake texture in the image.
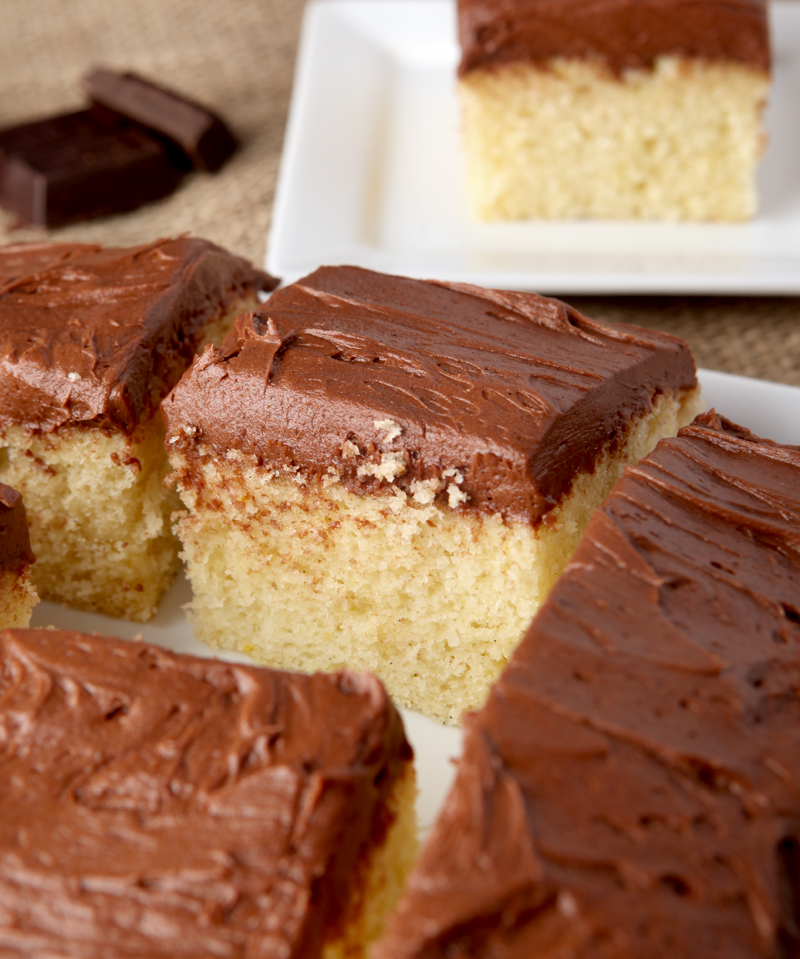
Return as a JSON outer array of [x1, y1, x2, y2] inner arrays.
[[375, 411, 800, 959], [0, 238, 277, 621], [164, 266, 701, 724], [0, 628, 416, 959], [457, 0, 771, 221], [0, 482, 37, 627]]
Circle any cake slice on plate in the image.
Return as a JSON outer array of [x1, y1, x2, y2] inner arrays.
[[164, 265, 701, 723], [457, 0, 771, 220], [0, 628, 416, 958]]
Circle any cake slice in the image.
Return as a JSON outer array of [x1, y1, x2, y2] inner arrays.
[[458, 0, 771, 220], [0, 238, 277, 621], [0, 628, 416, 958], [164, 265, 701, 723], [375, 411, 800, 958], [0, 483, 37, 627]]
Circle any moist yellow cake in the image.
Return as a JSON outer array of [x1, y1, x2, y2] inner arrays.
[[0, 482, 37, 627], [0, 238, 277, 621], [0, 628, 416, 958], [164, 266, 701, 724], [457, 0, 771, 221]]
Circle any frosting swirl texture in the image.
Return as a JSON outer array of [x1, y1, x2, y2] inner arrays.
[[376, 412, 800, 958]]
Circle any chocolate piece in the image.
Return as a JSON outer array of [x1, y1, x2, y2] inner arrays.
[[0, 110, 183, 228], [376, 411, 800, 959], [0, 628, 412, 958], [458, 0, 771, 77], [163, 265, 697, 525], [0, 483, 34, 571], [84, 68, 238, 172], [0, 238, 278, 434]]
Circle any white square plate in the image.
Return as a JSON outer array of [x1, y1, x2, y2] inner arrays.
[[29, 370, 800, 833], [267, 0, 800, 294]]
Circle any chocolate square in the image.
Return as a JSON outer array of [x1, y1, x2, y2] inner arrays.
[[0, 110, 183, 228]]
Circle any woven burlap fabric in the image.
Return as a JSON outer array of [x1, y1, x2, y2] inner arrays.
[[2, 0, 798, 387]]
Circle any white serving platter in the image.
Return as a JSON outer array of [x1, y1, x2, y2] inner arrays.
[[267, 0, 800, 294], [28, 370, 800, 834]]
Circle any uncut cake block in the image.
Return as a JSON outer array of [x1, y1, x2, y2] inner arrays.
[[0, 238, 276, 621], [458, 0, 771, 221], [164, 265, 701, 724], [0, 483, 37, 627], [0, 628, 416, 958], [375, 411, 800, 959]]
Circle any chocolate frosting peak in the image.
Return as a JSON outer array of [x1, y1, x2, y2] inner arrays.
[[457, 0, 771, 76], [0, 482, 33, 571], [376, 412, 800, 959], [163, 266, 697, 524], [0, 238, 276, 434], [0, 629, 411, 958]]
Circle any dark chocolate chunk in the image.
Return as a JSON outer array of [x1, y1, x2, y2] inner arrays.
[[0, 110, 184, 228], [84, 68, 238, 172]]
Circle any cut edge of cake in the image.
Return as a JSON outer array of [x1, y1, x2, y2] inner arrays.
[[461, 57, 770, 222]]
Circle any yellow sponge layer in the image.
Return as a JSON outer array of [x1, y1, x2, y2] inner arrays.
[[324, 765, 418, 959], [0, 416, 179, 622], [0, 568, 38, 628], [461, 58, 769, 221]]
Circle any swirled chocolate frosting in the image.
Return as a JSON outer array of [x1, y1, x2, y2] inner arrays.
[[0, 629, 412, 958], [376, 411, 800, 959], [457, 0, 771, 77], [162, 265, 697, 525], [0, 483, 33, 572], [0, 238, 277, 434]]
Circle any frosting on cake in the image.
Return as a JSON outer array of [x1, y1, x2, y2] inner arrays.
[[0, 483, 33, 572], [163, 265, 697, 524], [0, 238, 276, 434], [457, 0, 771, 77], [0, 628, 412, 958], [376, 411, 800, 958]]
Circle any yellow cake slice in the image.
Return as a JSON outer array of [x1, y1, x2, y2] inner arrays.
[[163, 266, 701, 724], [457, 0, 771, 221]]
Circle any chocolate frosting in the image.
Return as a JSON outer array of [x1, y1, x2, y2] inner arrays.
[[376, 411, 800, 959], [457, 0, 771, 77], [0, 238, 277, 434], [0, 628, 412, 958], [162, 266, 697, 525], [0, 483, 33, 571]]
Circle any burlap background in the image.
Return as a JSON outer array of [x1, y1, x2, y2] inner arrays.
[[2, 0, 798, 387]]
